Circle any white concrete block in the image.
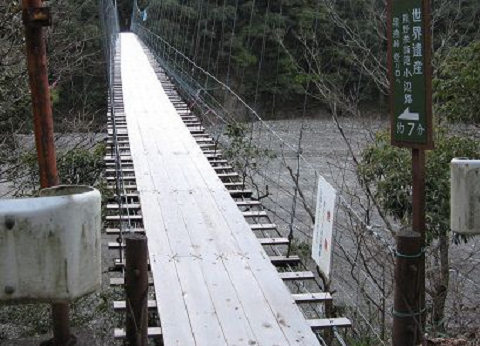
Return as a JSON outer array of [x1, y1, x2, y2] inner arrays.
[[451, 158, 480, 235], [0, 185, 101, 303]]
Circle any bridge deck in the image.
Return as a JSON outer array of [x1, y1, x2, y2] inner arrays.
[[120, 33, 318, 345]]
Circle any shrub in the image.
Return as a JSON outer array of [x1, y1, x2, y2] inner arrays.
[[434, 41, 480, 125]]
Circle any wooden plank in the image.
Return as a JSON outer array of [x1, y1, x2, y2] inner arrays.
[[235, 200, 261, 207], [104, 155, 132, 161], [228, 190, 253, 197], [105, 177, 136, 182], [109, 193, 139, 198], [259, 237, 289, 246], [124, 72, 226, 346], [224, 182, 245, 188], [106, 185, 137, 190], [207, 158, 227, 164], [110, 277, 153, 286], [270, 255, 301, 265], [213, 165, 233, 171], [202, 149, 223, 155], [114, 327, 162, 339], [106, 203, 141, 209], [105, 215, 143, 221], [218, 172, 239, 179], [122, 47, 198, 346], [205, 154, 224, 160], [292, 292, 332, 303], [308, 318, 352, 330], [108, 242, 124, 249], [132, 107, 255, 344], [106, 168, 135, 173], [250, 223, 277, 231], [278, 271, 315, 281], [194, 138, 214, 143], [242, 211, 268, 218], [120, 33, 318, 345], [113, 300, 157, 310], [105, 162, 133, 167], [106, 228, 144, 235]]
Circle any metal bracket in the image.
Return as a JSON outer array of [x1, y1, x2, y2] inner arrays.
[[22, 7, 52, 27]]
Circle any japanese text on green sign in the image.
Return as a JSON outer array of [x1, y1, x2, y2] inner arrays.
[[391, 0, 428, 145]]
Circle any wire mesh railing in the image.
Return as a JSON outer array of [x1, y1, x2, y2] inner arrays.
[[131, 0, 397, 344]]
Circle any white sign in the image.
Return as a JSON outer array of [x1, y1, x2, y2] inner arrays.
[[311, 177, 336, 280]]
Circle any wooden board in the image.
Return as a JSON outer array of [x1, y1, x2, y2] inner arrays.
[[120, 33, 318, 345]]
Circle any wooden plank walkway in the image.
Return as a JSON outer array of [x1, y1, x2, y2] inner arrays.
[[120, 33, 319, 345]]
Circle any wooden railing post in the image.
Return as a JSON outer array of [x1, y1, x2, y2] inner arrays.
[[125, 234, 149, 345]]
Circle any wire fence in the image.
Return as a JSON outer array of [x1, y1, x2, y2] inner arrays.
[[130, 1, 399, 344], [96, 0, 480, 343]]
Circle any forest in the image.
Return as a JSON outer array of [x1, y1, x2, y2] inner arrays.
[[1, 1, 479, 135], [129, 0, 480, 122], [1, 0, 480, 344]]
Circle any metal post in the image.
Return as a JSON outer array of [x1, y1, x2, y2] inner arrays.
[[125, 234, 149, 345], [392, 149, 425, 346], [324, 297, 334, 344], [412, 148, 426, 343], [21, 1, 74, 345], [22, 0, 58, 188]]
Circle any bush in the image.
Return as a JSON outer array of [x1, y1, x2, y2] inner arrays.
[[8, 143, 106, 197], [358, 130, 480, 241], [434, 41, 480, 125]]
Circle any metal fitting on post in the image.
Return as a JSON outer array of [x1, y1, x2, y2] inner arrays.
[[22, 7, 52, 27]]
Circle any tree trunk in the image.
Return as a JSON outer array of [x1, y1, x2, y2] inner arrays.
[[432, 232, 450, 332]]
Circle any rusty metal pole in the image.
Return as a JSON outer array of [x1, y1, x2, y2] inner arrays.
[[412, 148, 426, 343], [392, 149, 425, 346], [21, 1, 74, 345], [21, 0, 58, 188], [125, 234, 149, 345]]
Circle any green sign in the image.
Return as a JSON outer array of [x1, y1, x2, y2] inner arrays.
[[390, 0, 430, 146]]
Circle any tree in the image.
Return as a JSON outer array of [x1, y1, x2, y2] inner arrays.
[[276, 0, 480, 338], [434, 41, 480, 125], [358, 130, 480, 331], [0, 0, 107, 194]]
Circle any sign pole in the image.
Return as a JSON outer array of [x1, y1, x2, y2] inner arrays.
[[392, 149, 426, 345], [21, 1, 74, 344], [388, 0, 432, 344], [412, 147, 426, 343]]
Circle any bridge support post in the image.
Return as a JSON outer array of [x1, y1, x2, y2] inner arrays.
[[125, 234, 149, 345], [21, 1, 76, 345]]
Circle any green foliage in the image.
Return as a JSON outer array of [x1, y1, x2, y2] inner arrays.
[[57, 144, 106, 186], [288, 239, 311, 262], [8, 143, 106, 197], [134, 0, 480, 117], [343, 335, 379, 346], [0, 0, 106, 139], [358, 130, 480, 242], [434, 41, 480, 125], [223, 122, 275, 171], [0, 2, 30, 137]]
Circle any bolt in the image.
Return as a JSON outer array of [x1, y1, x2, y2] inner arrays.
[[4, 216, 15, 230], [4, 286, 15, 294]]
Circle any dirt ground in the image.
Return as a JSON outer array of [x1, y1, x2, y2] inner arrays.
[[1, 117, 479, 344], [240, 116, 480, 343]]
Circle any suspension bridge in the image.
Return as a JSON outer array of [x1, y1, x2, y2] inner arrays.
[[101, 0, 354, 344]]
